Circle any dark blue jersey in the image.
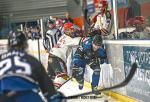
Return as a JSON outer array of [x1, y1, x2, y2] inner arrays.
[[0, 49, 56, 98], [72, 37, 107, 89], [75, 37, 106, 61]]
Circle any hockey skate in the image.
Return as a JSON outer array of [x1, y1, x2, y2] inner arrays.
[[78, 82, 84, 90], [91, 86, 101, 95]]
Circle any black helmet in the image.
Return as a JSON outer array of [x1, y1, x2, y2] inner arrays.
[[8, 31, 28, 50], [93, 34, 102, 46]]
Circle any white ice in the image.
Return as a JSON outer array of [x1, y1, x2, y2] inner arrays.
[[58, 79, 91, 97]]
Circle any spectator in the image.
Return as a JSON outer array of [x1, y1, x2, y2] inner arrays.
[[63, 12, 74, 23], [27, 30, 32, 39], [126, 0, 141, 21], [91, 0, 112, 36], [129, 16, 150, 39], [31, 26, 42, 40]]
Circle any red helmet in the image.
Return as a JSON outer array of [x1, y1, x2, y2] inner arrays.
[[63, 22, 74, 31]]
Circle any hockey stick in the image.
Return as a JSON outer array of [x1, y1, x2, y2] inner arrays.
[[64, 63, 137, 99], [57, 77, 73, 89], [37, 39, 41, 61]]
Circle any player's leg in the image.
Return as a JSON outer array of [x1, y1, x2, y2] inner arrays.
[[72, 58, 86, 90], [89, 59, 101, 95]]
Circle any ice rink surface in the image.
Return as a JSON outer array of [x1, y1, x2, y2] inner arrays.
[[58, 79, 117, 102]]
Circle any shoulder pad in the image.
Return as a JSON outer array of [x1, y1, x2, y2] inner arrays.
[[82, 37, 92, 50]]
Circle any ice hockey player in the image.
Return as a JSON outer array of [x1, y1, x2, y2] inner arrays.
[[72, 34, 107, 95], [47, 22, 76, 78], [56, 22, 79, 48], [0, 31, 65, 102], [47, 22, 81, 79]]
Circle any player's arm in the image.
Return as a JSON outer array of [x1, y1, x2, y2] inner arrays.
[[27, 55, 57, 98], [36, 62, 57, 97], [102, 11, 112, 35], [97, 47, 107, 59], [35, 61, 65, 101]]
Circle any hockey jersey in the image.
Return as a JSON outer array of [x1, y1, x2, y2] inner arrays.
[[74, 37, 107, 66], [0, 49, 56, 97]]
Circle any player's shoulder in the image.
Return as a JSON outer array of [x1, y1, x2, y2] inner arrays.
[[0, 49, 25, 60], [24, 54, 39, 63], [82, 37, 93, 43]]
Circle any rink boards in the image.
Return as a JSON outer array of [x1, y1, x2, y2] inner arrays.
[[0, 39, 144, 102], [105, 40, 150, 102]]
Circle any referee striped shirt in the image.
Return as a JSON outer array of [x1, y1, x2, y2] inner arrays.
[[44, 28, 62, 51]]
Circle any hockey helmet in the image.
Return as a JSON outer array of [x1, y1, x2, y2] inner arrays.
[[8, 31, 28, 50], [63, 22, 74, 31]]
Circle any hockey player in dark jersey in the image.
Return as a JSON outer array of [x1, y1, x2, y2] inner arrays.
[[0, 31, 64, 102], [72, 34, 107, 94]]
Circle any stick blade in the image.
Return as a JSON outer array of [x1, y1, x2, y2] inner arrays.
[[124, 62, 137, 85]]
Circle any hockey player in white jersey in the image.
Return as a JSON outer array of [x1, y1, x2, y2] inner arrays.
[[48, 22, 81, 76], [47, 23, 81, 88]]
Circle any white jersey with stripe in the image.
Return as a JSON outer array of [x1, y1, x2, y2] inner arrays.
[[94, 11, 111, 35], [56, 34, 80, 48]]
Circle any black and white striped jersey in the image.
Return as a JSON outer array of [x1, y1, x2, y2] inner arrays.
[[43, 28, 62, 51]]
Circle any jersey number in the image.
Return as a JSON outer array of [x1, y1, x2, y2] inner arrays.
[[0, 56, 31, 76]]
